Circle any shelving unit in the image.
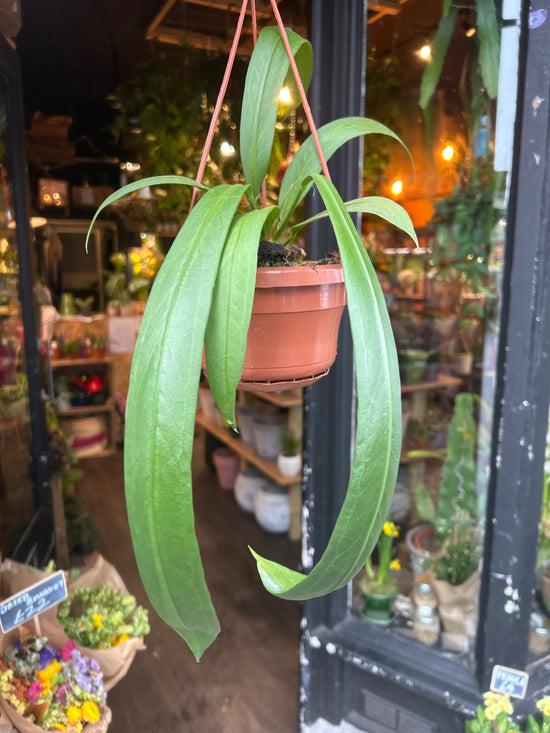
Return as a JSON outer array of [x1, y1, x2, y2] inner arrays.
[[196, 388, 303, 539], [50, 356, 117, 457]]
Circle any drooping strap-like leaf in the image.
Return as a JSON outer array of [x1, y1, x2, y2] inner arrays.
[[124, 185, 247, 661], [289, 195, 418, 246], [84, 175, 207, 252], [250, 174, 402, 599], [241, 26, 313, 200], [419, 6, 458, 110], [204, 206, 277, 425], [276, 118, 411, 237], [475, 0, 500, 100]]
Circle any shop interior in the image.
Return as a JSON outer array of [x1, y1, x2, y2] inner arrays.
[[0, 1, 548, 731]]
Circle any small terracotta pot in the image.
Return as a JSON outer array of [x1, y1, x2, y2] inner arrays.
[[238, 264, 346, 392], [212, 447, 240, 490]]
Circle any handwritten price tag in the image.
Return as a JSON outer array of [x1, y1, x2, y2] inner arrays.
[[490, 664, 529, 700], [0, 571, 67, 632]]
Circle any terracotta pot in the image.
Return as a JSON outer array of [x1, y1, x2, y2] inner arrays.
[[212, 447, 240, 490], [238, 264, 346, 392]]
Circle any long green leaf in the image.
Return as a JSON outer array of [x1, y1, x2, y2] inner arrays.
[[419, 6, 458, 110], [124, 184, 247, 661], [475, 0, 500, 99], [289, 195, 418, 245], [276, 118, 411, 237], [205, 206, 276, 425], [251, 174, 402, 599], [84, 175, 207, 251], [241, 26, 312, 199]]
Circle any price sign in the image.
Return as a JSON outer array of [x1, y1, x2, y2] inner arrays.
[[490, 664, 529, 699], [0, 571, 67, 632]]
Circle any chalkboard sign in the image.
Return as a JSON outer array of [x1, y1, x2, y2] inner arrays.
[[490, 664, 529, 699], [0, 571, 67, 632]]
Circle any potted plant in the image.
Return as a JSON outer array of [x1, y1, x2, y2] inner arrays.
[[277, 427, 302, 477], [88, 8, 416, 660], [358, 520, 401, 626], [464, 691, 550, 732], [90, 333, 108, 359]]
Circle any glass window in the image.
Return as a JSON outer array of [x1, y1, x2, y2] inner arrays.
[[353, 1, 519, 669]]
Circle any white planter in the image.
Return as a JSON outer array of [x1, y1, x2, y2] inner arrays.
[[234, 467, 265, 513], [254, 482, 290, 533], [276, 452, 302, 477], [252, 414, 283, 460], [235, 404, 259, 446], [198, 386, 223, 425]]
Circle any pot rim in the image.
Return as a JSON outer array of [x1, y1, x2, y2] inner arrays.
[[255, 263, 344, 288]]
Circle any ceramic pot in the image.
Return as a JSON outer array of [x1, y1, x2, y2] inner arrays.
[[234, 467, 265, 513], [405, 523, 438, 576], [198, 386, 223, 425], [276, 452, 302, 477], [252, 415, 283, 460], [212, 447, 240, 490], [238, 264, 346, 392], [360, 588, 398, 626], [254, 482, 290, 533], [399, 349, 429, 385], [235, 404, 259, 446]]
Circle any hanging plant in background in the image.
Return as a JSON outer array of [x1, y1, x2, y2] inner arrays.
[[89, 1, 417, 660], [107, 57, 244, 224], [419, 0, 502, 294]]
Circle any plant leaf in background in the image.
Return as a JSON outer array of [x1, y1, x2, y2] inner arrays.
[[475, 0, 500, 99], [251, 175, 402, 598], [124, 185, 247, 661], [419, 5, 458, 111]]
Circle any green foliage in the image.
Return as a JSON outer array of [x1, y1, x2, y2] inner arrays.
[[89, 25, 417, 660], [57, 586, 150, 648]]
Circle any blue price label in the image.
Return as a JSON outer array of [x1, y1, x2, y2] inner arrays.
[[490, 664, 529, 700], [0, 571, 67, 632]]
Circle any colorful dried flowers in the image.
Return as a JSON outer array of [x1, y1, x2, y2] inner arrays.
[[0, 635, 105, 731], [57, 586, 150, 649]]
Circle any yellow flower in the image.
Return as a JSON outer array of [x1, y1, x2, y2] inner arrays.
[[114, 633, 130, 645], [383, 521, 399, 538], [129, 252, 141, 263], [52, 725, 67, 731], [132, 263, 142, 275], [482, 692, 513, 717], [92, 613, 103, 628], [38, 661, 62, 681], [81, 701, 100, 723], [536, 696, 550, 716], [389, 559, 401, 571], [67, 706, 82, 725]]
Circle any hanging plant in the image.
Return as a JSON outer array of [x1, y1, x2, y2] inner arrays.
[[87, 1, 417, 660]]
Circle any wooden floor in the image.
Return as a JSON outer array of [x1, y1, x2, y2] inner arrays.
[[77, 432, 301, 732]]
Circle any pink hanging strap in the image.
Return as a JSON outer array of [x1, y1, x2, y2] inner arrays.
[[190, 0, 250, 210], [269, 0, 331, 181]]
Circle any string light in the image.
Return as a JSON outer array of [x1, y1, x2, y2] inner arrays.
[[391, 180, 403, 195], [220, 141, 236, 156], [279, 86, 291, 104], [419, 45, 431, 60], [442, 145, 454, 161]]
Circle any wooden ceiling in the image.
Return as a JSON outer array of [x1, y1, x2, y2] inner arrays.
[[146, 0, 409, 56]]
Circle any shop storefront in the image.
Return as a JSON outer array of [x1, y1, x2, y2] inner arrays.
[[302, 1, 550, 730]]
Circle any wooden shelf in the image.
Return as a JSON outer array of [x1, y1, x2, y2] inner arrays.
[[56, 397, 116, 418], [51, 356, 112, 368], [195, 411, 301, 485], [401, 373, 461, 395], [251, 389, 303, 408]]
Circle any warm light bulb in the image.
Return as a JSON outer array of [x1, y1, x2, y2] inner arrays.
[[419, 45, 431, 60], [279, 86, 291, 104], [220, 141, 236, 156], [442, 145, 454, 161], [391, 180, 403, 195]]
